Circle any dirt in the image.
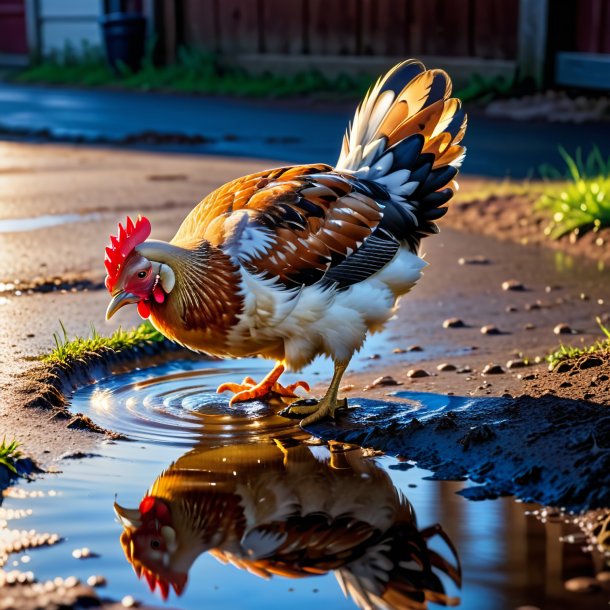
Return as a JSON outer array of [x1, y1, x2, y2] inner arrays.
[[442, 183, 610, 267]]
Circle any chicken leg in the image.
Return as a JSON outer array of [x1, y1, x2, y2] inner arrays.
[[217, 362, 310, 406], [282, 359, 350, 425]]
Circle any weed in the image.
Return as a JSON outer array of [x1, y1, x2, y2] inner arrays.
[[536, 147, 610, 239], [43, 321, 166, 367], [547, 317, 610, 369], [14, 44, 371, 99], [0, 437, 22, 475]]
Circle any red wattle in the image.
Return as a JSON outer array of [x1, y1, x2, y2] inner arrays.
[[153, 286, 165, 303], [137, 300, 151, 318]]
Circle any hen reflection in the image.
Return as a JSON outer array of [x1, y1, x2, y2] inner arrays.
[[114, 440, 461, 609]]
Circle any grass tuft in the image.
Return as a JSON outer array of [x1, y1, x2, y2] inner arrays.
[[536, 147, 610, 240], [43, 321, 166, 367], [547, 317, 610, 370], [0, 437, 23, 475]]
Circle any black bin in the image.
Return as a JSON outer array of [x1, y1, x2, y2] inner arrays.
[[100, 12, 147, 73]]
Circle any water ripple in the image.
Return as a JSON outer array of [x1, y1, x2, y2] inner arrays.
[[70, 359, 303, 448]]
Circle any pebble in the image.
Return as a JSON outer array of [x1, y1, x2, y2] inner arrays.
[[502, 279, 525, 291], [437, 363, 457, 372], [392, 347, 407, 354], [564, 576, 602, 593], [506, 359, 527, 369], [525, 301, 542, 310], [443, 317, 465, 328], [339, 384, 354, 392], [368, 375, 400, 388], [580, 292, 590, 301], [524, 323, 535, 330], [456, 366, 472, 374], [553, 323, 573, 335], [407, 369, 431, 378], [369, 353, 381, 360], [482, 364, 506, 375], [480, 324, 501, 335], [122, 596, 139, 608], [406, 345, 423, 352], [87, 575, 107, 587], [458, 255, 490, 265], [506, 305, 518, 313], [72, 547, 94, 559]]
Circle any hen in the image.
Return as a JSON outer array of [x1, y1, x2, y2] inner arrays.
[[105, 60, 467, 424]]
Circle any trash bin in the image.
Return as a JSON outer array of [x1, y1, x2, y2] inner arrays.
[[100, 12, 147, 73]]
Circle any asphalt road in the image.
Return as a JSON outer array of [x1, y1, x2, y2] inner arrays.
[[1, 83, 610, 177]]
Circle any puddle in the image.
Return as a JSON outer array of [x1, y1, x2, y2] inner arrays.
[[1, 360, 609, 609], [0, 212, 101, 233]]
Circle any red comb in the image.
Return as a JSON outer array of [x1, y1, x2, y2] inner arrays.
[[105, 215, 151, 292]]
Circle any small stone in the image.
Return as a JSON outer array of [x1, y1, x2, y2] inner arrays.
[[580, 292, 590, 301], [406, 345, 423, 352], [392, 348, 407, 354], [87, 575, 107, 587], [458, 255, 490, 265], [502, 279, 525, 291], [521, 373, 536, 380], [456, 366, 472, 374], [482, 364, 505, 375], [525, 301, 542, 310], [437, 363, 457, 372], [122, 596, 139, 608], [369, 375, 400, 388], [369, 353, 381, 360], [407, 369, 431, 378], [481, 324, 501, 335], [339, 384, 354, 393], [553, 323, 573, 335], [506, 305, 518, 313], [524, 323, 535, 330], [443, 318, 465, 328], [564, 576, 601, 593], [559, 381, 572, 388], [506, 359, 527, 369]]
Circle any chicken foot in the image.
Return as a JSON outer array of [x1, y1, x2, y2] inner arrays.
[[281, 359, 350, 425], [217, 362, 310, 406]]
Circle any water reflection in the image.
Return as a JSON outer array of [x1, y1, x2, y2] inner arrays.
[[114, 439, 461, 608]]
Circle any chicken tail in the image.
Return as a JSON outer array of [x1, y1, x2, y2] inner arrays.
[[335, 60, 467, 230], [335, 520, 462, 610]]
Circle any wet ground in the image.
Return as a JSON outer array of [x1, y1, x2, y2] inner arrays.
[[1, 83, 610, 177], [1, 359, 608, 610]]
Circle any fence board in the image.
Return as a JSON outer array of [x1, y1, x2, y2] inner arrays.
[[217, 0, 260, 54], [307, 0, 360, 55], [182, 0, 219, 52], [260, 0, 305, 54], [360, 0, 409, 56]]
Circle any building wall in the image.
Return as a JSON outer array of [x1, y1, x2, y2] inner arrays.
[[36, 0, 103, 56]]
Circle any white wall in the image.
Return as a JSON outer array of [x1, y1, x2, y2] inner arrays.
[[38, 0, 104, 56]]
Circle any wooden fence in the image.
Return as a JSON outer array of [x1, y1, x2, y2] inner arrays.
[[163, 0, 519, 61]]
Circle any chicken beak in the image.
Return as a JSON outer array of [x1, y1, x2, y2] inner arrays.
[[106, 290, 139, 320]]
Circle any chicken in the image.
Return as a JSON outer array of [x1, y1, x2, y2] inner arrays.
[[114, 440, 461, 608], [104, 59, 467, 424]]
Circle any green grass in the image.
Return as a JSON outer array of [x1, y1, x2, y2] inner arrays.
[[547, 317, 610, 370], [0, 438, 22, 476], [43, 321, 166, 367], [536, 147, 610, 240], [13, 44, 372, 99]]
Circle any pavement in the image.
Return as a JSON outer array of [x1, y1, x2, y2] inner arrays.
[[1, 83, 610, 177]]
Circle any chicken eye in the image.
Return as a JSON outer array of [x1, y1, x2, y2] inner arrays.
[[138, 271, 147, 279], [150, 539, 161, 550]]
